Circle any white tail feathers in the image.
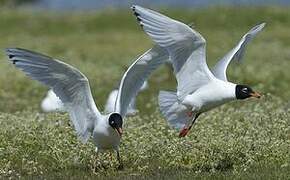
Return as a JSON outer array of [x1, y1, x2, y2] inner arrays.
[[158, 91, 189, 130]]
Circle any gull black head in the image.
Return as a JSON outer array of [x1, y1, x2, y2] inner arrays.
[[236, 85, 261, 100], [108, 113, 123, 136]]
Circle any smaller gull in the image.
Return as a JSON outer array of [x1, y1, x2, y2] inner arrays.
[[6, 45, 168, 168]]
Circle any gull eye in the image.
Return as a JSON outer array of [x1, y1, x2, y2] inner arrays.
[[242, 88, 248, 93]]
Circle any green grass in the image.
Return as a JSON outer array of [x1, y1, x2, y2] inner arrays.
[[0, 6, 290, 179]]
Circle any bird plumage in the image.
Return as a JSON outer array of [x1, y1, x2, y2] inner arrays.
[[132, 5, 263, 136], [5, 44, 169, 167]]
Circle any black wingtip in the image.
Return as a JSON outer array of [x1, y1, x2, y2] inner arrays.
[[12, 60, 19, 64], [131, 5, 136, 10], [131, 5, 143, 28], [5, 49, 18, 64], [8, 54, 15, 59], [134, 11, 140, 17], [5, 48, 16, 57]]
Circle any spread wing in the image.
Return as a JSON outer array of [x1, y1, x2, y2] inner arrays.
[[115, 45, 169, 117], [132, 5, 214, 101], [6, 48, 102, 143], [211, 23, 265, 81]]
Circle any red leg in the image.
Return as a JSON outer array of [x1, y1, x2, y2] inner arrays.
[[179, 126, 190, 137], [179, 113, 200, 138]]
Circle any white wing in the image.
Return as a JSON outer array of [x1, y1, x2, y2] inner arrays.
[[6, 48, 102, 143], [140, 80, 149, 91], [105, 79, 148, 116], [211, 23, 265, 81], [41, 89, 65, 112], [132, 5, 214, 101], [104, 89, 118, 114], [125, 97, 138, 116], [115, 45, 169, 117]]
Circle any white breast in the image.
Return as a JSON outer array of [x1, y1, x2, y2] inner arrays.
[[92, 115, 121, 150], [182, 79, 236, 112]]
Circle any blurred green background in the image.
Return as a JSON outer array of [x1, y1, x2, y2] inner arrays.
[[0, 3, 289, 179]]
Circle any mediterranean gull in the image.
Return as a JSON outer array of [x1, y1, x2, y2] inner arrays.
[[6, 45, 168, 168], [132, 5, 264, 137]]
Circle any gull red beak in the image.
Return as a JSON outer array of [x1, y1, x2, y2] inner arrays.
[[250, 91, 261, 98], [115, 127, 123, 137]]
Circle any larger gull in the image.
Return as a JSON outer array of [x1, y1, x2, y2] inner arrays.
[[132, 5, 264, 137]]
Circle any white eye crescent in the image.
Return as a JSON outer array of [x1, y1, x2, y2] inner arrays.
[[242, 88, 248, 93]]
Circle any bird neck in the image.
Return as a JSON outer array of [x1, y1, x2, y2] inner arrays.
[[214, 79, 237, 100]]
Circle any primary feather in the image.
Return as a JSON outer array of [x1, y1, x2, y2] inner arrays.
[[132, 5, 215, 101], [6, 48, 101, 143], [115, 45, 168, 117], [212, 23, 265, 81]]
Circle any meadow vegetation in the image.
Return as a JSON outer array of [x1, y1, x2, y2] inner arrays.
[[0, 6, 289, 179]]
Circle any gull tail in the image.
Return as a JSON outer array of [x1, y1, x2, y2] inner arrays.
[[158, 91, 189, 130]]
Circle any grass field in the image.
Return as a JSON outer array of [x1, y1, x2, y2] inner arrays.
[[0, 6, 290, 179]]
